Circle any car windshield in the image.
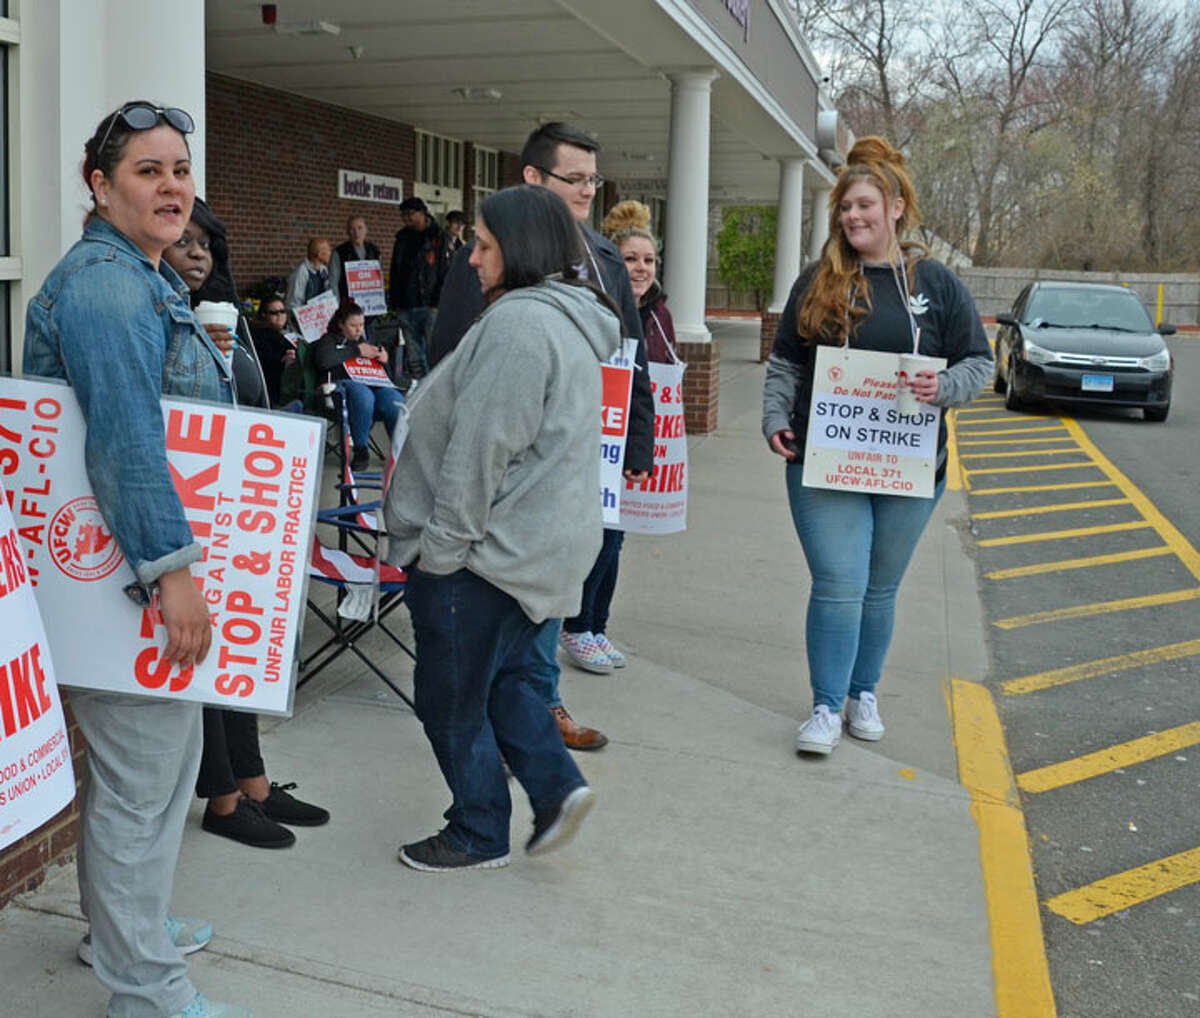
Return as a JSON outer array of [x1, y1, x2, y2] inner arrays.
[[1024, 290, 1154, 332]]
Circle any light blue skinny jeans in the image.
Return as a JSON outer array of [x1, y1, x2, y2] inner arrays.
[[786, 463, 945, 711]]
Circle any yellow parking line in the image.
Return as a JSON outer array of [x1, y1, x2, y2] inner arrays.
[[961, 449, 1083, 460], [962, 415, 1054, 425], [946, 409, 962, 491], [973, 498, 1131, 520], [950, 680, 1056, 1017], [970, 480, 1116, 496], [957, 402, 1007, 413], [985, 546, 1173, 580], [1063, 418, 1200, 583], [956, 425, 1069, 437], [1002, 638, 1200, 695], [993, 588, 1200, 629], [959, 436, 1080, 447], [1044, 846, 1200, 924], [964, 462, 1095, 476], [977, 521, 1151, 547], [1016, 721, 1200, 794]]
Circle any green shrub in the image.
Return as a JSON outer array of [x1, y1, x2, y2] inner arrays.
[[715, 205, 777, 310]]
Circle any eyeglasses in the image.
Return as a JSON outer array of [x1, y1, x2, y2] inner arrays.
[[96, 102, 196, 159], [264, 307, 287, 316], [173, 232, 211, 252], [536, 167, 605, 191]]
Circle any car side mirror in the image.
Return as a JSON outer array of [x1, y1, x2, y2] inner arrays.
[[1157, 322, 1177, 336], [996, 312, 1017, 327]]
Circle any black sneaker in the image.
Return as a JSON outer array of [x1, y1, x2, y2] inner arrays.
[[350, 446, 369, 472], [202, 796, 295, 849], [260, 782, 330, 827], [526, 785, 595, 856], [398, 831, 510, 872]]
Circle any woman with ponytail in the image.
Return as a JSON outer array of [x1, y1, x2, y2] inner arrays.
[[762, 137, 991, 756]]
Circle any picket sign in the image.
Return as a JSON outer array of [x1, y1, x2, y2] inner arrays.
[[0, 377, 324, 715], [599, 339, 635, 525], [342, 357, 396, 388], [344, 260, 387, 316], [618, 359, 688, 534], [294, 290, 340, 343], [803, 346, 946, 498], [0, 475, 75, 852]]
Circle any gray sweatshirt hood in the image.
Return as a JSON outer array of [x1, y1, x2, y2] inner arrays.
[[487, 280, 620, 363]]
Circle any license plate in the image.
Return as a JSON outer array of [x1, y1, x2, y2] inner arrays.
[[1081, 374, 1114, 393]]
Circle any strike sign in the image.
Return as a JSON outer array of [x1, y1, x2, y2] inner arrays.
[[0, 377, 324, 715], [600, 340, 635, 525], [618, 361, 687, 534], [344, 260, 387, 316], [0, 475, 75, 852]]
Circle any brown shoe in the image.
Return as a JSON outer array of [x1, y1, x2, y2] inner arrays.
[[551, 705, 608, 751]]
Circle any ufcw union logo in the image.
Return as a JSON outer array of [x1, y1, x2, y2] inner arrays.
[[49, 497, 123, 582]]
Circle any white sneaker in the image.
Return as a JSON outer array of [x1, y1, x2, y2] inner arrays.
[[845, 691, 885, 741], [795, 705, 841, 755], [558, 630, 614, 674], [592, 633, 626, 668]]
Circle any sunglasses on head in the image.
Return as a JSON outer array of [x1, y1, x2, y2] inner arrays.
[[96, 102, 196, 157]]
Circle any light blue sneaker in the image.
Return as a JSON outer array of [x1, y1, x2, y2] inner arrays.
[[78, 915, 213, 966], [170, 994, 253, 1018]]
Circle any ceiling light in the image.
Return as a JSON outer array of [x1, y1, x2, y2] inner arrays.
[[451, 87, 503, 102], [274, 19, 341, 36]]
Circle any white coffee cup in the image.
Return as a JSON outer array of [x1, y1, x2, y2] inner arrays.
[[896, 353, 941, 416], [193, 300, 239, 331]]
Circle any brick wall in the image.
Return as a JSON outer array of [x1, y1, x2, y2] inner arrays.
[[760, 309, 780, 362], [679, 341, 719, 434], [0, 702, 87, 910]]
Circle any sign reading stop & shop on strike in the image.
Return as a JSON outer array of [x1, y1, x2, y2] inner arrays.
[[803, 346, 946, 499], [0, 476, 75, 852], [344, 260, 387, 316], [599, 340, 635, 526], [0, 377, 324, 716], [618, 361, 687, 535]]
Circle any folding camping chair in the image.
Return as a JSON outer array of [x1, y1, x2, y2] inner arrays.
[[297, 414, 415, 708]]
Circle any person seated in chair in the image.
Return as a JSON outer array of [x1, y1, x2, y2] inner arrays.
[[311, 299, 406, 471]]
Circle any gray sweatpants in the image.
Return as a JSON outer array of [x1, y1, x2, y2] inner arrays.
[[70, 690, 203, 1017]]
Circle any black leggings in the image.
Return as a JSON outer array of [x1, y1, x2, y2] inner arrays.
[[195, 708, 265, 798]]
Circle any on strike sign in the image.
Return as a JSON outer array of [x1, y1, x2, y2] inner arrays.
[[600, 340, 635, 525], [803, 346, 945, 498], [344, 260, 387, 316], [0, 476, 74, 852], [618, 361, 687, 535], [0, 377, 324, 715]]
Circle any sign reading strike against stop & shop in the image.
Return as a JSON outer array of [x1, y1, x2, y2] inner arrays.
[[344, 260, 387, 316], [803, 346, 946, 499], [600, 340, 635, 525], [0, 377, 324, 716], [0, 476, 75, 852], [618, 361, 688, 535]]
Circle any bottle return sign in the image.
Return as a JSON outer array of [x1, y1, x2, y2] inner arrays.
[[803, 346, 945, 498]]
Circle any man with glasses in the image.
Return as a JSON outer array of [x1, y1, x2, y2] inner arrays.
[[427, 122, 655, 752]]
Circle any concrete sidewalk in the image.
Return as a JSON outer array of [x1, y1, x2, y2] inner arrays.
[[0, 320, 997, 1018]]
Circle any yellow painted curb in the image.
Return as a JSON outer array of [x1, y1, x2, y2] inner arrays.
[[951, 679, 1056, 1018]]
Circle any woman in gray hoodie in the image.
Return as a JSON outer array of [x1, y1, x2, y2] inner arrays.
[[386, 186, 620, 871]]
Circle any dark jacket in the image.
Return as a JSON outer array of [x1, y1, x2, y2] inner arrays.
[[388, 222, 449, 309], [190, 198, 269, 409], [639, 282, 679, 365], [428, 225, 655, 472], [310, 329, 365, 383]]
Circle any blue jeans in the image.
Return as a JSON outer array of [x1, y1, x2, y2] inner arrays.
[[396, 307, 434, 376], [523, 618, 563, 708], [786, 464, 945, 711], [563, 528, 625, 635], [338, 380, 404, 450], [406, 568, 585, 856]]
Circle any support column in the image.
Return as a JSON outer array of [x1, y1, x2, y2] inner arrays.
[[809, 187, 832, 261], [663, 70, 719, 432], [761, 158, 806, 361]]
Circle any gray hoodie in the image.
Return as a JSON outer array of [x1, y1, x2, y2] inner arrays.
[[385, 280, 620, 623]]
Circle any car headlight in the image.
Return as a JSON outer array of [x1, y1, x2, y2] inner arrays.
[[1023, 340, 1059, 365], [1139, 349, 1170, 371]]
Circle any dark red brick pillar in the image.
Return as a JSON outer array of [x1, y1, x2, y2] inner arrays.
[[678, 340, 720, 434], [760, 309, 781, 362]]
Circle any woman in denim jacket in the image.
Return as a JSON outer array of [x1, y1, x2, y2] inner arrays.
[[24, 102, 249, 1018]]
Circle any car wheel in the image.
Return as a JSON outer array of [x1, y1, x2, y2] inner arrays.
[[1144, 404, 1169, 422], [1004, 357, 1023, 412], [993, 363, 1007, 394]]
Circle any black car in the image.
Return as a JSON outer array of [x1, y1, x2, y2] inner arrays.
[[993, 281, 1175, 421]]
